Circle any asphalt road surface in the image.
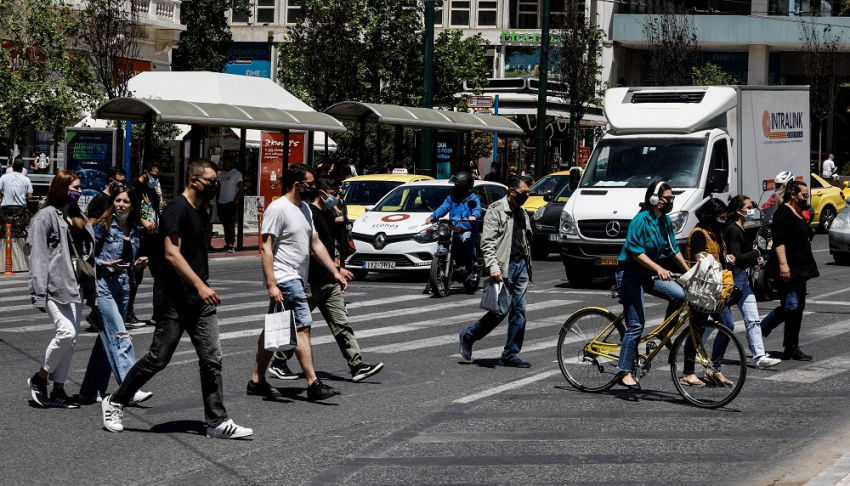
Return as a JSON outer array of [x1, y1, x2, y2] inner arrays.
[[1, 234, 848, 485]]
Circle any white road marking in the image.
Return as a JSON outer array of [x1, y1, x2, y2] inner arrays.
[[811, 288, 850, 300], [765, 356, 850, 383], [453, 370, 560, 404]]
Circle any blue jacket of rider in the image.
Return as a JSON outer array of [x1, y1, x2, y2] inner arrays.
[[430, 193, 482, 233]]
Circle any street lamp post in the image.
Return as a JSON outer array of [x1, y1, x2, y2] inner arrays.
[[421, 0, 435, 177], [535, 0, 550, 181]]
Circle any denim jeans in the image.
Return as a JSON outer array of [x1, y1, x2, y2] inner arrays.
[[273, 279, 313, 329], [80, 274, 136, 398], [111, 303, 228, 427], [732, 268, 768, 359], [42, 300, 83, 384], [683, 306, 734, 373], [615, 265, 686, 373], [761, 278, 808, 350], [460, 259, 528, 360]]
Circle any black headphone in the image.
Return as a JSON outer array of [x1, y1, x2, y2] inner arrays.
[[648, 180, 665, 206]]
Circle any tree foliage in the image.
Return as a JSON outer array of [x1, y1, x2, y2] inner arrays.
[[642, 4, 702, 86], [0, 0, 101, 158], [799, 20, 843, 170], [552, 0, 604, 164], [691, 62, 738, 86], [77, 0, 143, 100], [171, 0, 251, 72], [433, 29, 492, 109]]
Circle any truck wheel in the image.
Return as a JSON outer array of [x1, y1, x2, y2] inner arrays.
[[752, 267, 774, 302], [818, 206, 837, 233], [565, 262, 594, 287]]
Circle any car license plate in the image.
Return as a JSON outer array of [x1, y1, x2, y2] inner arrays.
[[364, 261, 396, 269], [597, 257, 619, 266], [548, 234, 559, 242]]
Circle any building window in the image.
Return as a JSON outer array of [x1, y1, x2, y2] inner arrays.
[[256, 0, 275, 23], [517, 0, 538, 29], [434, 1, 445, 26], [287, 0, 304, 24], [450, 1, 470, 26], [550, 0, 585, 27], [478, 0, 497, 25], [232, 9, 250, 23]]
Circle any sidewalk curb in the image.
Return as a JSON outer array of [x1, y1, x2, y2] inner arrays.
[[805, 452, 850, 486]]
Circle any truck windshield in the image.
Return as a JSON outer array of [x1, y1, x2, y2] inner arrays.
[[581, 138, 707, 188]]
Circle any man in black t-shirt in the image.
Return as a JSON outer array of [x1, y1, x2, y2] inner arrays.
[[126, 161, 162, 324], [267, 178, 384, 383], [86, 167, 127, 224], [100, 159, 253, 439]]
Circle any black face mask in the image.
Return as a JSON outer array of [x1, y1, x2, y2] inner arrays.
[[452, 187, 470, 200], [797, 197, 811, 211], [513, 192, 529, 206], [197, 182, 217, 201], [660, 201, 674, 214], [299, 187, 318, 202]]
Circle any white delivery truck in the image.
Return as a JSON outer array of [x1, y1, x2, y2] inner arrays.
[[558, 85, 810, 286]]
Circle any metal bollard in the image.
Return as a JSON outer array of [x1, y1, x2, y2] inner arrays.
[[3, 223, 13, 275], [257, 207, 264, 257]]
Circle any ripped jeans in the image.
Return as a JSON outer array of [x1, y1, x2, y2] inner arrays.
[[79, 273, 137, 398]]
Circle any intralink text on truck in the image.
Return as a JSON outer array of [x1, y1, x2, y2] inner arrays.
[[558, 85, 810, 286]]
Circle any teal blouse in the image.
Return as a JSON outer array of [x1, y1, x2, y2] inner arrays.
[[618, 209, 680, 264]]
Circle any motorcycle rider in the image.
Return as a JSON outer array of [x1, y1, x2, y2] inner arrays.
[[424, 172, 482, 293], [762, 171, 810, 222]]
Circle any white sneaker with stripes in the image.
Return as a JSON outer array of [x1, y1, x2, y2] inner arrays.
[[206, 419, 253, 439], [101, 395, 124, 433]]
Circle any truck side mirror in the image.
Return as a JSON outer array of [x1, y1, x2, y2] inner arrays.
[[713, 169, 728, 193], [569, 167, 581, 192]]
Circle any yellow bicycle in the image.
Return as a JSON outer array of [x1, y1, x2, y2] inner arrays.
[[557, 278, 747, 409]]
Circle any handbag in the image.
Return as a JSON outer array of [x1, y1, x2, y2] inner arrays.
[[67, 227, 96, 289], [264, 301, 299, 351], [480, 278, 510, 315]]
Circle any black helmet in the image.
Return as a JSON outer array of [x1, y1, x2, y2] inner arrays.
[[450, 171, 474, 191]]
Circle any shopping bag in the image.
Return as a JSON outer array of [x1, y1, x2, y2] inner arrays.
[[264, 301, 298, 351], [480, 278, 510, 315]]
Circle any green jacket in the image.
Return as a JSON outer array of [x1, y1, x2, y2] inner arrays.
[[480, 196, 532, 279]]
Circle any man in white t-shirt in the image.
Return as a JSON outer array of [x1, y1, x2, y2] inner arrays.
[[0, 157, 33, 210], [248, 163, 350, 402], [216, 156, 243, 252], [822, 154, 838, 181]]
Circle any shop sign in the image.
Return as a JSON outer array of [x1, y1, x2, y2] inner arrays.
[[467, 96, 494, 108], [64, 128, 117, 195], [259, 131, 305, 209], [224, 42, 272, 78]]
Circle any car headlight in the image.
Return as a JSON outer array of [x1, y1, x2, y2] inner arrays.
[[560, 211, 577, 236], [413, 227, 439, 243], [533, 206, 546, 220], [832, 217, 847, 230], [669, 211, 689, 234]]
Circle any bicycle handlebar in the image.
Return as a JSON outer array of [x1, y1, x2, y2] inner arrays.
[[652, 273, 683, 281]]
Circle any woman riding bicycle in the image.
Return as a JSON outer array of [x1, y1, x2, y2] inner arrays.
[[680, 199, 737, 388], [615, 181, 689, 390]]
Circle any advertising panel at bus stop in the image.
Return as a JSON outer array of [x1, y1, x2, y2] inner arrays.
[[259, 131, 306, 209], [64, 128, 117, 195]]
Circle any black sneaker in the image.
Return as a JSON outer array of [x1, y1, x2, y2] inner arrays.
[[267, 361, 299, 380], [48, 389, 81, 409], [351, 362, 384, 382], [500, 356, 531, 368], [126, 312, 141, 325], [85, 314, 98, 332], [785, 346, 813, 361], [307, 379, 340, 401], [226, 245, 235, 254], [28, 373, 49, 407], [423, 282, 432, 294], [246, 380, 282, 399]]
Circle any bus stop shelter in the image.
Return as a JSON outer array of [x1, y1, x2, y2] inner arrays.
[[94, 96, 347, 249], [323, 101, 525, 177]]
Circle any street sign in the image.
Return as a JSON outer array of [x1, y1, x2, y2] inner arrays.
[[467, 95, 494, 108]]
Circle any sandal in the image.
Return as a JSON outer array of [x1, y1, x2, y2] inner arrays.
[[704, 369, 734, 387], [679, 374, 706, 388]]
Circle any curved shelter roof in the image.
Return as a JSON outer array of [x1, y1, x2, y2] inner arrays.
[[95, 98, 347, 133], [323, 101, 524, 136]]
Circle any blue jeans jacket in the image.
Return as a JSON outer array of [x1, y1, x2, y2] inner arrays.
[[94, 220, 140, 284]]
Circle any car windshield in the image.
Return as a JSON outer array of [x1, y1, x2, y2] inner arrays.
[[529, 174, 569, 196], [373, 185, 452, 213], [343, 181, 402, 205], [581, 138, 707, 188], [553, 181, 574, 203]]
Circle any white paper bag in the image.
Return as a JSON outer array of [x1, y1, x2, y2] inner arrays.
[[264, 301, 298, 351], [480, 278, 510, 315]]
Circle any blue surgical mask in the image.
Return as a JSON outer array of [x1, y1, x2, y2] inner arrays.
[[147, 176, 158, 188], [745, 209, 756, 221], [114, 211, 129, 221], [323, 196, 339, 210]]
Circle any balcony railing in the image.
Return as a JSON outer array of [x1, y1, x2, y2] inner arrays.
[[69, 0, 182, 27]]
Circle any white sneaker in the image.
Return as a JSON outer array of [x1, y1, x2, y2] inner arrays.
[[206, 419, 253, 439], [128, 390, 153, 406], [755, 355, 781, 369], [101, 395, 124, 433]]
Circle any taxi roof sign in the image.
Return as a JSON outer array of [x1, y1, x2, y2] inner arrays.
[[392, 168, 409, 174]]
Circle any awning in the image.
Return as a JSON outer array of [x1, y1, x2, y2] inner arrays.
[[94, 98, 347, 133], [323, 101, 525, 136]]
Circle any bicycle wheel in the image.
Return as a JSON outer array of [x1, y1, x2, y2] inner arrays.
[[557, 308, 625, 392], [670, 321, 747, 409]]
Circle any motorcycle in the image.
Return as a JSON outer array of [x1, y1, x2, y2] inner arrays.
[[750, 199, 777, 302], [428, 200, 483, 297]]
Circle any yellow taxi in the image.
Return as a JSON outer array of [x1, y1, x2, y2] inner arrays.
[[810, 173, 846, 232], [342, 171, 434, 222], [841, 180, 850, 200], [523, 170, 572, 214]]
